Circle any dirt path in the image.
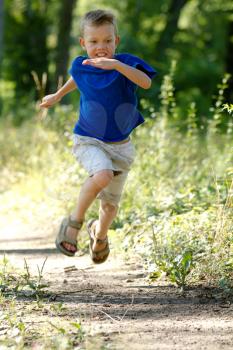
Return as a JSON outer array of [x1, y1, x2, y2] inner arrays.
[[0, 220, 232, 349]]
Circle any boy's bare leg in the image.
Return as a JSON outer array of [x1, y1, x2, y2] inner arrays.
[[63, 170, 113, 252], [92, 200, 118, 253]]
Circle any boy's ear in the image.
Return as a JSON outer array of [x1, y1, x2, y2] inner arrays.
[[115, 36, 120, 46], [79, 37, 86, 49]]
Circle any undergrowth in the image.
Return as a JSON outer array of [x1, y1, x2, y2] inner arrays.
[[0, 71, 232, 292]]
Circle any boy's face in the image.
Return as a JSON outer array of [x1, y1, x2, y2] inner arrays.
[[79, 23, 120, 59]]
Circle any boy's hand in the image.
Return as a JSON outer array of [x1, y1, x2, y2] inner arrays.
[[40, 93, 61, 108], [82, 57, 118, 70]]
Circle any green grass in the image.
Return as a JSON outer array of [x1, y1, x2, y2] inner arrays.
[[1, 105, 232, 291], [1, 98, 233, 286]]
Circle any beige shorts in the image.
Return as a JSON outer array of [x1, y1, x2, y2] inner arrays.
[[72, 135, 136, 206]]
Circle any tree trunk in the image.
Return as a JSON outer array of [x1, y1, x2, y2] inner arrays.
[[225, 19, 233, 101], [55, 0, 76, 85], [126, 0, 143, 37], [156, 0, 188, 63], [0, 0, 4, 74]]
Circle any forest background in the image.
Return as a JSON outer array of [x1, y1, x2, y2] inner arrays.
[[1, 0, 233, 119]]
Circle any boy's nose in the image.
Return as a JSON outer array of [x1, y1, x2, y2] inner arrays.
[[97, 43, 107, 49]]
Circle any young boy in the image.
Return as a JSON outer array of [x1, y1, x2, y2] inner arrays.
[[40, 9, 156, 263]]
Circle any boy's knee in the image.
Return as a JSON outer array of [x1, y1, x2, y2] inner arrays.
[[101, 201, 118, 214], [92, 170, 114, 189]]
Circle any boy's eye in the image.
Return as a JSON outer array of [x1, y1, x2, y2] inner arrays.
[[89, 39, 112, 44]]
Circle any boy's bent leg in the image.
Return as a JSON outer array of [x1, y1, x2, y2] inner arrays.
[[90, 171, 129, 257], [97, 200, 118, 238], [62, 170, 114, 252]]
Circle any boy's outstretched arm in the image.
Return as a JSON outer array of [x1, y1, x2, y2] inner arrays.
[[40, 77, 77, 108], [82, 58, 151, 89]]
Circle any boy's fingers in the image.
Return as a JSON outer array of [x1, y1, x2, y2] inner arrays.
[[83, 59, 99, 65], [40, 101, 50, 108], [39, 101, 47, 107], [82, 59, 90, 65]]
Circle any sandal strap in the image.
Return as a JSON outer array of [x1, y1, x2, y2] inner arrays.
[[68, 216, 83, 230], [88, 220, 108, 243], [96, 237, 108, 244], [92, 244, 110, 258], [55, 218, 78, 253]]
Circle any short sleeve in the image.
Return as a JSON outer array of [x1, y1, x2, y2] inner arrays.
[[116, 53, 157, 79], [68, 56, 86, 80], [68, 56, 120, 90]]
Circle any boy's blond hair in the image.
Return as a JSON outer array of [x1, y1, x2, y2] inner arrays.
[[80, 9, 118, 36]]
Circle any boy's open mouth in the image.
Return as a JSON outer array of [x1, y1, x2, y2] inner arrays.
[[96, 53, 108, 57]]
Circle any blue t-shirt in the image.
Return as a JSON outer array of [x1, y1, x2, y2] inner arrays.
[[69, 53, 157, 142]]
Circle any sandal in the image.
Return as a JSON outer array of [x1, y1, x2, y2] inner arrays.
[[55, 217, 83, 257], [87, 219, 110, 264]]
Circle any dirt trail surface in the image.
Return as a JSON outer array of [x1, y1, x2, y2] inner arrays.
[[0, 220, 232, 349]]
